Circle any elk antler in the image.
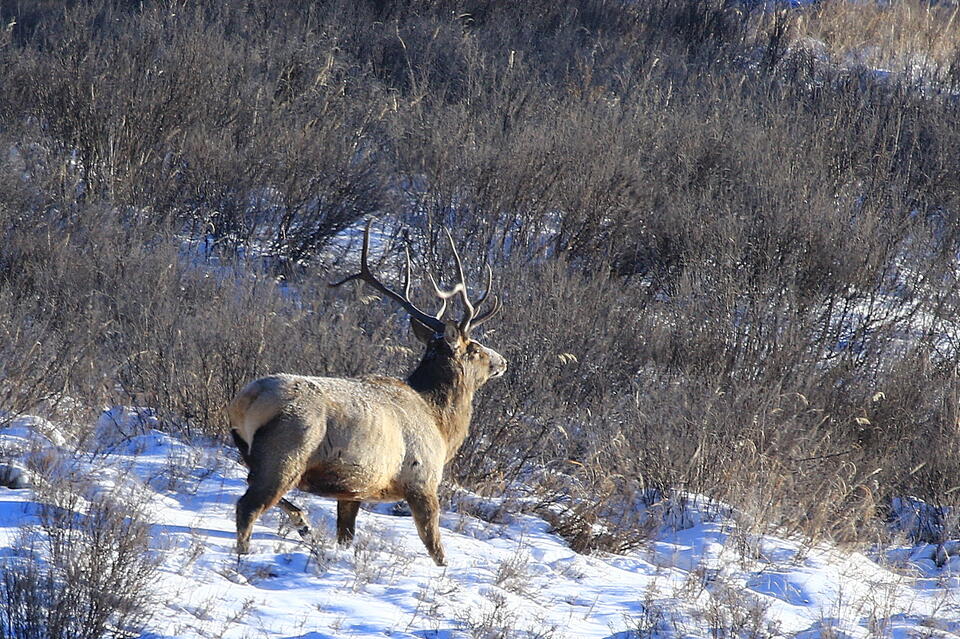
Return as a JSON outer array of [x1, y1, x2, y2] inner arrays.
[[330, 219, 447, 334], [429, 229, 501, 334], [468, 263, 501, 330]]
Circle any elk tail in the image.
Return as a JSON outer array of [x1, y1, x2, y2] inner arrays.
[[231, 428, 253, 466]]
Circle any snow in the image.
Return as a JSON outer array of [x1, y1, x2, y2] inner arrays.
[[0, 414, 958, 638]]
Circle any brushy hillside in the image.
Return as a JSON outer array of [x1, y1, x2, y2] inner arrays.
[[2, 0, 960, 568]]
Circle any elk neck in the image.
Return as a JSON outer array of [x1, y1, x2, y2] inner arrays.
[[406, 349, 474, 457]]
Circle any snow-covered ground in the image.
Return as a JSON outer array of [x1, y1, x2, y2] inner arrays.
[[0, 412, 959, 638]]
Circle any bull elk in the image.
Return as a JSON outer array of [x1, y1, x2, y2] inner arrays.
[[228, 219, 506, 565]]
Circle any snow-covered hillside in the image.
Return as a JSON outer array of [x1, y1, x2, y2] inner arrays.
[[0, 412, 958, 638]]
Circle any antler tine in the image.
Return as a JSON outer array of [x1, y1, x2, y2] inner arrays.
[[402, 245, 413, 300], [469, 294, 502, 330], [429, 266, 474, 329], [465, 264, 497, 332], [405, 243, 450, 320], [428, 272, 463, 300], [472, 264, 494, 313], [329, 219, 446, 334], [328, 219, 374, 289], [425, 273, 450, 319], [441, 228, 476, 331], [412, 251, 451, 321]]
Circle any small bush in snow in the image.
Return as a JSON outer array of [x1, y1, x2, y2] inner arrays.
[[0, 475, 159, 639]]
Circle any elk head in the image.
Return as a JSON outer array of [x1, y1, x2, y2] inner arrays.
[[330, 219, 507, 397]]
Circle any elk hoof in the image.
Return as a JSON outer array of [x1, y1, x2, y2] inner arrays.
[[236, 540, 251, 555]]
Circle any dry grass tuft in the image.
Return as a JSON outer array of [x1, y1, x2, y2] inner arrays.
[[788, 0, 960, 69]]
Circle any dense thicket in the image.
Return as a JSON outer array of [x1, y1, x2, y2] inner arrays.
[[2, 0, 960, 544]]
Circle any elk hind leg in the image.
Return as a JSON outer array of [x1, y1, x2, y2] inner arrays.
[[236, 480, 291, 554], [277, 497, 312, 540], [235, 426, 305, 554], [406, 490, 446, 566], [336, 500, 361, 546]]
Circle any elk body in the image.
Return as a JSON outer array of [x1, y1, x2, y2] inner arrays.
[[228, 221, 505, 565]]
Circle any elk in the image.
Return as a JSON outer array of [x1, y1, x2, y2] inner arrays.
[[227, 219, 506, 565]]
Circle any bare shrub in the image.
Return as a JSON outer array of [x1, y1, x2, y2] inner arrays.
[[1, 0, 960, 551], [700, 578, 779, 639], [349, 523, 416, 590], [0, 470, 159, 639], [621, 586, 671, 639], [0, 1, 385, 257], [456, 590, 559, 639]]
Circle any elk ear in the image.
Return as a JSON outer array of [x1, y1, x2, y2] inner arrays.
[[443, 321, 463, 351], [410, 317, 436, 344]]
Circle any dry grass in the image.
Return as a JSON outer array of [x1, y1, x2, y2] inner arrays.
[[0, 0, 960, 554], [788, 0, 960, 68]]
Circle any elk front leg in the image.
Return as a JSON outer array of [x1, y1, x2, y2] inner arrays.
[[336, 500, 361, 546], [406, 490, 446, 566]]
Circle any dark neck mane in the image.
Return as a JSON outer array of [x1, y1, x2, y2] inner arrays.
[[406, 350, 474, 458]]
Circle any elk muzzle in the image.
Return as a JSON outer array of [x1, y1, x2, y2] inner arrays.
[[485, 347, 507, 378]]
